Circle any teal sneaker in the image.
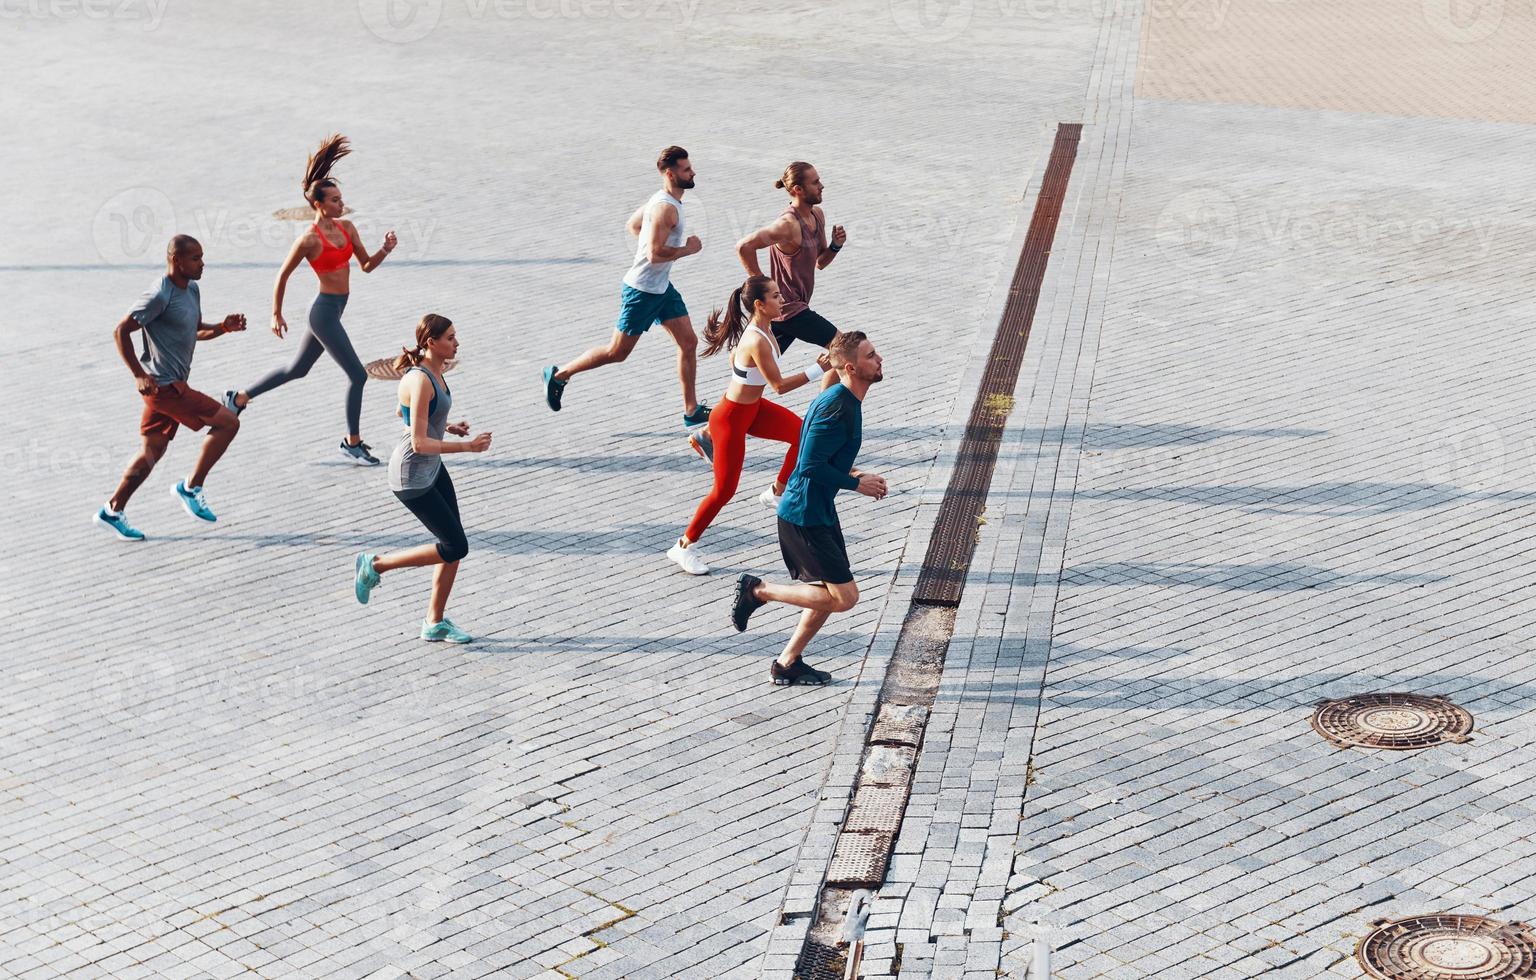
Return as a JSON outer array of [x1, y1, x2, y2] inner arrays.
[[420, 618, 472, 644], [354, 552, 380, 605], [94, 506, 145, 542], [682, 402, 711, 430], [542, 365, 566, 412], [171, 481, 217, 522]]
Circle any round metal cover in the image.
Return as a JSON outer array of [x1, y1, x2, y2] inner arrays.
[[1357, 915, 1536, 979], [1311, 693, 1472, 750]]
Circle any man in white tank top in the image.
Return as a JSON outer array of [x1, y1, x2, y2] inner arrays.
[[542, 146, 711, 434]]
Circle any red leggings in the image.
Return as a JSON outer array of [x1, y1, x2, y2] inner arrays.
[[685, 396, 802, 542]]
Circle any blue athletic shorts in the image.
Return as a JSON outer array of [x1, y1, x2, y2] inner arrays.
[[616, 282, 688, 336]]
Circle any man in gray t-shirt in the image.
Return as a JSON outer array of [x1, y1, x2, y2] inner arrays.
[[94, 235, 248, 541]]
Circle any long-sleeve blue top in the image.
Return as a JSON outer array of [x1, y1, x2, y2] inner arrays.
[[777, 383, 863, 528]]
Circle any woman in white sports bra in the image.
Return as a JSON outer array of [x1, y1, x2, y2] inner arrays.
[[668, 276, 830, 575]]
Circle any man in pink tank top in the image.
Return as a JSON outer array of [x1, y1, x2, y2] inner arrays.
[[736, 162, 847, 387]]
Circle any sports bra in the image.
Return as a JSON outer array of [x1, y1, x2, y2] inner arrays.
[[731, 325, 781, 387], [307, 222, 352, 275]]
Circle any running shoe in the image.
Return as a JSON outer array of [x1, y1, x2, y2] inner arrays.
[[667, 539, 710, 575], [171, 481, 217, 523], [732, 573, 765, 632], [222, 390, 244, 417], [340, 440, 380, 466], [682, 402, 711, 430], [421, 618, 473, 644], [771, 658, 832, 686], [94, 506, 145, 542], [542, 365, 566, 412], [354, 552, 380, 605], [758, 486, 782, 510], [688, 430, 715, 463]]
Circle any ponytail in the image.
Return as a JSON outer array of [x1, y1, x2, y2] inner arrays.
[[703, 276, 774, 357], [392, 313, 453, 372], [303, 133, 352, 205]]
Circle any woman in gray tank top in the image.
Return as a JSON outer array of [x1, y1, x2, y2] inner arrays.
[[351, 314, 493, 644]]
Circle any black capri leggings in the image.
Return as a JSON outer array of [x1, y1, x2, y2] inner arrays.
[[395, 467, 468, 563]]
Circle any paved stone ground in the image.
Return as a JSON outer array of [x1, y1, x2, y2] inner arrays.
[[6, 1, 1536, 979], [0, 3, 1105, 979]]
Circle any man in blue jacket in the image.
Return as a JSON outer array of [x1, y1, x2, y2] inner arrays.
[[731, 330, 887, 685]]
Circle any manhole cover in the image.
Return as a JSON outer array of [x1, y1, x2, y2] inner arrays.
[[1311, 693, 1473, 750], [1357, 915, 1536, 979], [364, 357, 459, 381]]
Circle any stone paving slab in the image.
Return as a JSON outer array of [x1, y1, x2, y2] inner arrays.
[[0, 2, 1108, 978]]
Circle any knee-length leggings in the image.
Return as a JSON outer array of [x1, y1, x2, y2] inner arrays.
[[246, 292, 367, 435], [395, 467, 468, 563], [685, 396, 802, 543]]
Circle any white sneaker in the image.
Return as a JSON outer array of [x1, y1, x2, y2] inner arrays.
[[758, 486, 782, 510], [667, 539, 710, 575]]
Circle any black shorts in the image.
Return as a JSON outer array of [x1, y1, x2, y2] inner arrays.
[[771, 308, 838, 354], [778, 517, 853, 585]]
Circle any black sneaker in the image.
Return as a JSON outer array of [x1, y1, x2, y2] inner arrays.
[[682, 402, 711, 430], [771, 658, 831, 686], [542, 365, 566, 412], [340, 440, 380, 466], [732, 573, 765, 632]]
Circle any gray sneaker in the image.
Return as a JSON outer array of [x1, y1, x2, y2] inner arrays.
[[223, 390, 245, 417], [340, 440, 380, 466]]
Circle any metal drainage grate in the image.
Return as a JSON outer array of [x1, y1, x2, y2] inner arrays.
[[826, 832, 895, 889], [1357, 915, 1536, 979], [793, 938, 845, 980], [845, 784, 912, 834], [1311, 693, 1473, 750]]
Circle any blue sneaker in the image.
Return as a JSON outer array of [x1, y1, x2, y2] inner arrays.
[[682, 402, 711, 430], [420, 618, 473, 644], [223, 390, 245, 417], [94, 506, 145, 542], [542, 365, 566, 412], [354, 552, 380, 605], [171, 481, 217, 523]]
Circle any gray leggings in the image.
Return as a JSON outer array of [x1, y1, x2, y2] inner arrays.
[[247, 292, 366, 435]]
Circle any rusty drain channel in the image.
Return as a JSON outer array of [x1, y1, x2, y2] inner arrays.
[[791, 123, 1082, 979]]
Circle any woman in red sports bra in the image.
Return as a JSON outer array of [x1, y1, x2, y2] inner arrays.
[[226, 134, 398, 465]]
